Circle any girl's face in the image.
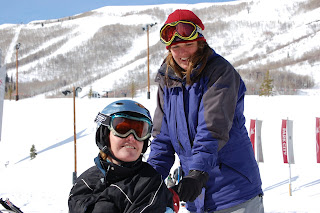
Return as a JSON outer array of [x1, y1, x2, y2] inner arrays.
[[108, 132, 143, 164], [170, 41, 198, 70]]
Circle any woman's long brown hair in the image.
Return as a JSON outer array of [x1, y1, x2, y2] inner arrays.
[[165, 41, 212, 85]]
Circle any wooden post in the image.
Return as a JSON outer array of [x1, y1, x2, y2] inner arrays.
[[73, 86, 77, 184], [147, 26, 150, 99], [289, 161, 292, 196], [15, 45, 19, 101], [142, 23, 156, 99]]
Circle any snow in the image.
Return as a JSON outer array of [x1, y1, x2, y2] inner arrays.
[[1, 92, 320, 212]]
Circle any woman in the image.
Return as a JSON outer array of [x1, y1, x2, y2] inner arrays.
[[68, 100, 178, 213], [147, 9, 264, 213]]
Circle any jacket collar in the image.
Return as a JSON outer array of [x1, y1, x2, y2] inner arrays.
[[94, 154, 143, 183], [157, 48, 217, 84]]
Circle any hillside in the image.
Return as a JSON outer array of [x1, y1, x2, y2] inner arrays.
[[0, 0, 319, 98]]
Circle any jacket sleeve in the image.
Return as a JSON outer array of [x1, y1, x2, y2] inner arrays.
[[190, 58, 241, 171], [147, 81, 176, 179], [68, 167, 102, 213], [123, 164, 174, 213]]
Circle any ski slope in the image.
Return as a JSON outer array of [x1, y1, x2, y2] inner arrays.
[[0, 91, 320, 212]]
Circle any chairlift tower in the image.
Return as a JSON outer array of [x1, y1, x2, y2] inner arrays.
[[15, 43, 21, 101], [142, 22, 157, 99]]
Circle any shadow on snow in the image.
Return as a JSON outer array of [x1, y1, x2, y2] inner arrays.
[[293, 179, 320, 192], [264, 176, 320, 194], [15, 128, 88, 164], [263, 176, 299, 192]]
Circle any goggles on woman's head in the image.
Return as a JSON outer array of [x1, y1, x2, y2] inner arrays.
[[96, 112, 152, 142], [160, 20, 203, 46]]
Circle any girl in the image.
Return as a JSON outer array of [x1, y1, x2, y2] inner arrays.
[[69, 100, 178, 213], [147, 9, 264, 213]]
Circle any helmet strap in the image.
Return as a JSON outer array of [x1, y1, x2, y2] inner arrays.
[[98, 126, 126, 164], [101, 145, 127, 165]]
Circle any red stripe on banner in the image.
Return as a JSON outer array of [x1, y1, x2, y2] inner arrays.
[[316, 117, 320, 163], [250, 119, 256, 154], [282, 119, 288, 164]]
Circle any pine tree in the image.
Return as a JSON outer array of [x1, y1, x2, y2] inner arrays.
[[30, 144, 37, 160], [8, 83, 13, 100], [130, 80, 136, 99], [5, 73, 9, 83], [88, 86, 93, 99], [259, 70, 273, 96]]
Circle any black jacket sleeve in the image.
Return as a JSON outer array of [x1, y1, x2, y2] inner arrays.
[[68, 166, 104, 213]]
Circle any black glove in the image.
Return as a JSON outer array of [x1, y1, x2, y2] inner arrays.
[[176, 170, 209, 202]]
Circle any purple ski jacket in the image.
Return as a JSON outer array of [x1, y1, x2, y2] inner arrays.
[[147, 49, 263, 212]]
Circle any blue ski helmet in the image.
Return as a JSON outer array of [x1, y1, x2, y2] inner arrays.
[[94, 100, 153, 160], [99, 99, 152, 120]]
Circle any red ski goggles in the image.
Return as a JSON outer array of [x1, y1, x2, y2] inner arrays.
[[160, 20, 203, 46], [96, 113, 152, 141]]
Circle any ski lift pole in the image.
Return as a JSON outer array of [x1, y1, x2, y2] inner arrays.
[[15, 43, 21, 101], [142, 22, 157, 99], [72, 86, 82, 184], [147, 25, 150, 99], [289, 161, 292, 196], [73, 86, 77, 184]]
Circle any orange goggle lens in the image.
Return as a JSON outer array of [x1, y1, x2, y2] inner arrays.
[[110, 114, 152, 141]]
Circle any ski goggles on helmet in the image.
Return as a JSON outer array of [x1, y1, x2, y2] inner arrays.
[[95, 112, 152, 141], [160, 20, 203, 46]]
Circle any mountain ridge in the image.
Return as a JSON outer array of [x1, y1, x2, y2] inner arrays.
[[0, 0, 319, 98]]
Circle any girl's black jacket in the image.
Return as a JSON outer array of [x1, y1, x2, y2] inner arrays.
[[68, 155, 174, 213]]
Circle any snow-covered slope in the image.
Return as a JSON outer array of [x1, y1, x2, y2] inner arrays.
[[0, 0, 319, 97], [1, 95, 320, 212]]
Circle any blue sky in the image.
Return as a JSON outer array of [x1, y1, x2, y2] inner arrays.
[[0, 0, 235, 25]]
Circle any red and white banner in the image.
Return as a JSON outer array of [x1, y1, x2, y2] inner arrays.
[[250, 119, 264, 162], [316, 117, 320, 163], [281, 119, 295, 164], [281, 120, 288, 163], [250, 119, 256, 151]]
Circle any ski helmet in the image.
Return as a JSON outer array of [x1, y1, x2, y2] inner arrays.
[[94, 100, 153, 163]]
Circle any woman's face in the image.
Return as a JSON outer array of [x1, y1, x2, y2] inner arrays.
[[108, 132, 143, 164], [170, 41, 198, 70]]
